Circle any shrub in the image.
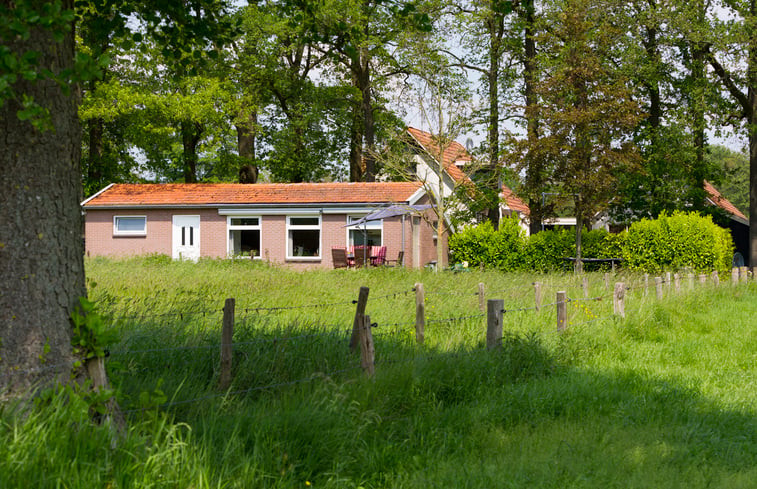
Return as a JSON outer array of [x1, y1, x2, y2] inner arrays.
[[522, 228, 574, 272], [448, 217, 526, 271], [623, 211, 734, 273]]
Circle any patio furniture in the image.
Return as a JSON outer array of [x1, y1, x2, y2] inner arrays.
[[370, 246, 387, 266], [385, 250, 404, 267], [331, 248, 350, 269], [352, 246, 370, 268]]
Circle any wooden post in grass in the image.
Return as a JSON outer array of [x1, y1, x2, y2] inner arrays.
[[712, 270, 720, 286], [699, 274, 707, 285], [688, 273, 694, 290], [644, 273, 649, 295], [613, 282, 625, 318], [487, 299, 504, 350], [534, 282, 542, 311], [665, 272, 672, 291], [604, 273, 610, 290], [349, 287, 370, 352], [655, 277, 663, 300], [219, 298, 235, 391], [85, 356, 126, 437], [582, 276, 589, 298], [478, 283, 486, 312], [358, 314, 375, 376], [753, 267, 757, 281], [556, 291, 567, 331], [674, 273, 681, 293], [732, 268, 740, 285], [740, 266, 748, 283], [415, 283, 425, 345]]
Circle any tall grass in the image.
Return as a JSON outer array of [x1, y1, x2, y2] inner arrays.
[[1, 257, 755, 488]]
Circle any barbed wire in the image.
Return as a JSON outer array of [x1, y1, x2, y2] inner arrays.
[[0, 360, 79, 380]]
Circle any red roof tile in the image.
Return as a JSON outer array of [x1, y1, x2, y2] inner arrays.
[[502, 185, 530, 216], [83, 182, 423, 207], [704, 180, 747, 221], [407, 127, 473, 185]]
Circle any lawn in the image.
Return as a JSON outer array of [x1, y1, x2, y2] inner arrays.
[[1, 257, 755, 488]]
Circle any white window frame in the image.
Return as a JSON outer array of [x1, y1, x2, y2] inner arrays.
[[227, 216, 262, 259], [113, 215, 147, 236], [345, 215, 383, 247], [286, 215, 322, 260]]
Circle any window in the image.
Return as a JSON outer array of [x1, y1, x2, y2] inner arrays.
[[114, 216, 146, 236], [346, 215, 382, 247], [228, 217, 261, 258], [287, 216, 320, 259]]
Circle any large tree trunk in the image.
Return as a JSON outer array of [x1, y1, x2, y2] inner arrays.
[[749, 0, 757, 267], [357, 49, 376, 182], [0, 1, 84, 395], [349, 94, 364, 182], [485, 11, 504, 228]]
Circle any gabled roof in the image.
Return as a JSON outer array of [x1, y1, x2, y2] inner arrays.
[[406, 127, 473, 185], [704, 180, 748, 224], [502, 185, 530, 216], [82, 182, 424, 208]]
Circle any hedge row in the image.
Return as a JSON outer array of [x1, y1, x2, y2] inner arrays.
[[448, 212, 734, 273]]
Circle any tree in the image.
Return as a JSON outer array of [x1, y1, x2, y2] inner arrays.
[[700, 0, 757, 266], [514, 0, 642, 272], [0, 0, 236, 393]]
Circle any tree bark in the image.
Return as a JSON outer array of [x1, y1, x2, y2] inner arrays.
[[0, 0, 83, 395], [236, 110, 258, 184], [522, 0, 543, 235], [181, 120, 202, 183]]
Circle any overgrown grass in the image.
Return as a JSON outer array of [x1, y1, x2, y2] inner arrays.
[[1, 257, 756, 488]]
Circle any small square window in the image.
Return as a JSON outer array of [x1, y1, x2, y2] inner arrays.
[[114, 216, 146, 236]]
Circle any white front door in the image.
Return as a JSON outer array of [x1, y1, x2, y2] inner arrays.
[[172, 215, 200, 261]]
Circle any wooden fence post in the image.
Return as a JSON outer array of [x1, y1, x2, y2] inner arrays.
[[486, 299, 504, 350], [415, 282, 425, 345], [753, 267, 757, 282], [674, 273, 681, 293], [556, 291, 567, 331], [687, 273, 694, 290], [604, 273, 610, 291], [732, 268, 740, 285], [613, 282, 625, 318], [712, 270, 720, 286], [740, 266, 748, 283], [644, 273, 649, 295], [655, 277, 663, 300], [218, 298, 235, 391], [478, 283, 486, 312], [534, 282, 542, 311], [698, 274, 707, 285], [85, 356, 126, 436], [358, 314, 375, 376], [582, 276, 589, 298], [349, 287, 370, 352], [665, 272, 672, 291]]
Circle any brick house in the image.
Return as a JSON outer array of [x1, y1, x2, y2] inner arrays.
[[82, 182, 444, 269]]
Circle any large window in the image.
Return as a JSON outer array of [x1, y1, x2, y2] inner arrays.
[[287, 216, 320, 259], [346, 215, 382, 247], [228, 217, 261, 258], [114, 216, 146, 236]]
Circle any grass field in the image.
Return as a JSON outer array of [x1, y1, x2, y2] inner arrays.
[[2, 257, 756, 488]]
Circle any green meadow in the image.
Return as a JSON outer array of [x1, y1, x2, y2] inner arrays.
[[2, 257, 756, 488]]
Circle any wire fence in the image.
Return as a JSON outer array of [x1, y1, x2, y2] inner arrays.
[[4, 268, 754, 414]]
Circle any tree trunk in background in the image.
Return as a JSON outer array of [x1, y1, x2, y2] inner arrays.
[[0, 0, 84, 394], [181, 120, 202, 183], [236, 110, 258, 184], [691, 32, 707, 209], [349, 100, 364, 182], [522, 0, 542, 235]]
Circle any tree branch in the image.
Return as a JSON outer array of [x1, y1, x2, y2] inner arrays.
[[704, 44, 751, 120]]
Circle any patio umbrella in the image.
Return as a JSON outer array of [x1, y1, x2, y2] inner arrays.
[[344, 204, 432, 259]]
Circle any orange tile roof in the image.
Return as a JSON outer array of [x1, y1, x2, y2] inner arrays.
[[704, 180, 747, 221], [83, 182, 424, 207], [407, 127, 473, 185], [502, 185, 530, 216]]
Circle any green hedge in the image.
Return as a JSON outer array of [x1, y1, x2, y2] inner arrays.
[[623, 211, 733, 273], [448, 211, 734, 273]]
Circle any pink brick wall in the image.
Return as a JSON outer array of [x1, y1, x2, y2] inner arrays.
[[84, 207, 446, 269]]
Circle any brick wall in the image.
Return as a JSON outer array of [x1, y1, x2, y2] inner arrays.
[[84, 207, 444, 269]]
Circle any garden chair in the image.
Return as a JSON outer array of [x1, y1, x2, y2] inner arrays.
[[385, 250, 404, 267], [370, 246, 387, 266], [331, 248, 350, 269]]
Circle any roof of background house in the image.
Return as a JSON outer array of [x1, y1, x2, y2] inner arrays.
[[82, 182, 424, 207], [501, 185, 530, 216], [704, 180, 748, 224], [406, 127, 473, 185]]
